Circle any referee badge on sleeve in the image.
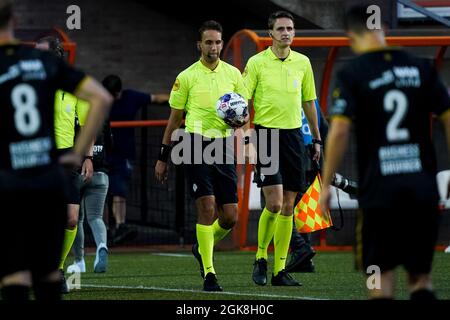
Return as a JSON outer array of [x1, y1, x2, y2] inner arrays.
[[172, 78, 180, 91]]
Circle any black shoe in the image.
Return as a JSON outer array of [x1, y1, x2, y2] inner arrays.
[[203, 273, 223, 292], [285, 245, 316, 273], [252, 258, 268, 286], [271, 270, 302, 286], [112, 224, 138, 245], [60, 269, 69, 294], [294, 260, 316, 273], [192, 243, 204, 279]]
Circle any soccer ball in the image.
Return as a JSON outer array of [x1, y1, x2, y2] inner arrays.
[[216, 92, 248, 128]]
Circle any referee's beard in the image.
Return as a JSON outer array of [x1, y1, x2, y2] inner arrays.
[[204, 53, 219, 63]]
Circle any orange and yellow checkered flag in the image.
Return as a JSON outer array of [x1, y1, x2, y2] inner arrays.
[[294, 174, 333, 233]]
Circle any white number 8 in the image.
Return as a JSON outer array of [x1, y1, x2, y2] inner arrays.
[[11, 84, 40, 136]]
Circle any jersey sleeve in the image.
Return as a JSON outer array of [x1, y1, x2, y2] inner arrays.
[[76, 99, 90, 126], [242, 58, 258, 99], [427, 64, 450, 117], [329, 68, 356, 120], [134, 90, 151, 107], [127, 90, 151, 114], [54, 56, 86, 93], [301, 57, 317, 102], [169, 72, 189, 110], [234, 68, 250, 100]]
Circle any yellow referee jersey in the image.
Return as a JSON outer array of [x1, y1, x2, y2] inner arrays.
[[169, 59, 248, 138], [54, 89, 89, 149], [243, 47, 317, 129]]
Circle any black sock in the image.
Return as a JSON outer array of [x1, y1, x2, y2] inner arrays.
[[1, 285, 30, 301], [33, 280, 62, 301], [410, 289, 437, 300]]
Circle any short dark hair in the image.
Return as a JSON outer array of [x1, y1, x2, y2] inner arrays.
[[198, 20, 223, 40], [37, 36, 65, 58], [102, 75, 122, 97], [0, 0, 13, 29], [268, 11, 294, 30], [344, 5, 373, 34]]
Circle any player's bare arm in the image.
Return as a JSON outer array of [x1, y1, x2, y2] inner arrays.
[[320, 117, 351, 213], [151, 93, 170, 104], [155, 108, 184, 183]]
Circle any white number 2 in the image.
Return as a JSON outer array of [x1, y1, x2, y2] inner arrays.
[[383, 89, 409, 142], [11, 84, 40, 136]]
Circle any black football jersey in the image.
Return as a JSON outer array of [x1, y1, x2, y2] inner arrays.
[[0, 43, 85, 171], [330, 48, 450, 208]]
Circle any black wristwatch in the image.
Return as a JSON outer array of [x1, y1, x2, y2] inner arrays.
[[312, 139, 322, 146], [84, 156, 93, 161]]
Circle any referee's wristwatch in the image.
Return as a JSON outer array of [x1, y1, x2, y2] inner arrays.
[[312, 139, 322, 146], [84, 155, 93, 161]]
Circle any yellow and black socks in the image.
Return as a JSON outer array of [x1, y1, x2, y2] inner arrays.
[[273, 214, 293, 276], [196, 224, 215, 275], [256, 207, 279, 260], [59, 226, 78, 270]]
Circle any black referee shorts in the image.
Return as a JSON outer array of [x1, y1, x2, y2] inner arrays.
[[254, 125, 307, 192], [355, 203, 440, 275], [0, 166, 68, 279], [184, 134, 237, 205]]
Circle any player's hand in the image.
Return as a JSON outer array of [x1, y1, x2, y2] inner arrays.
[[228, 113, 250, 129], [155, 160, 168, 184], [58, 151, 83, 170], [81, 158, 94, 182], [312, 143, 321, 162], [319, 185, 331, 213]]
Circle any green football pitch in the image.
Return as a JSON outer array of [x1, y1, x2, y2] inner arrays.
[[63, 250, 450, 300]]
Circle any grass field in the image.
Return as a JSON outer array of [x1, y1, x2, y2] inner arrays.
[[63, 250, 450, 300]]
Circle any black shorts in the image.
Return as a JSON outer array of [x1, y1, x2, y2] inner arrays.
[[56, 148, 83, 204], [254, 125, 307, 192], [0, 166, 68, 279], [356, 203, 440, 274], [66, 169, 83, 204], [184, 134, 237, 204]]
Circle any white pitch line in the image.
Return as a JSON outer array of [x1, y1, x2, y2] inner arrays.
[[151, 253, 191, 258], [81, 283, 327, 300]]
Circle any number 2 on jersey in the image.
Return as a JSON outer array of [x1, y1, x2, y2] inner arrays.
[[11, 84, 40, 136], [384, 89, 409, 142]]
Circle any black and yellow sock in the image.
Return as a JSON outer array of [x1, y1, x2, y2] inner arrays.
[[256, 207, 279, 260], [273, 214, 293, 275], [59, 226, 78, 270], [212, 219, 231, 245], [196, 224, 215, 275]]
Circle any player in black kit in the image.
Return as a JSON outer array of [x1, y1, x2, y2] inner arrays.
[[320, 5, 450, 300], [0, 0, 112, 301]]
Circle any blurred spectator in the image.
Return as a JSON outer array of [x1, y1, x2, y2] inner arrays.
[[68, 106, 112, 273], [102, 75, 169, 245]]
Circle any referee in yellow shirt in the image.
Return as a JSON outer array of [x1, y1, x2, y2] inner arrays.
[[243, 11, 321, 286], [155, 20, 248, 292]]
